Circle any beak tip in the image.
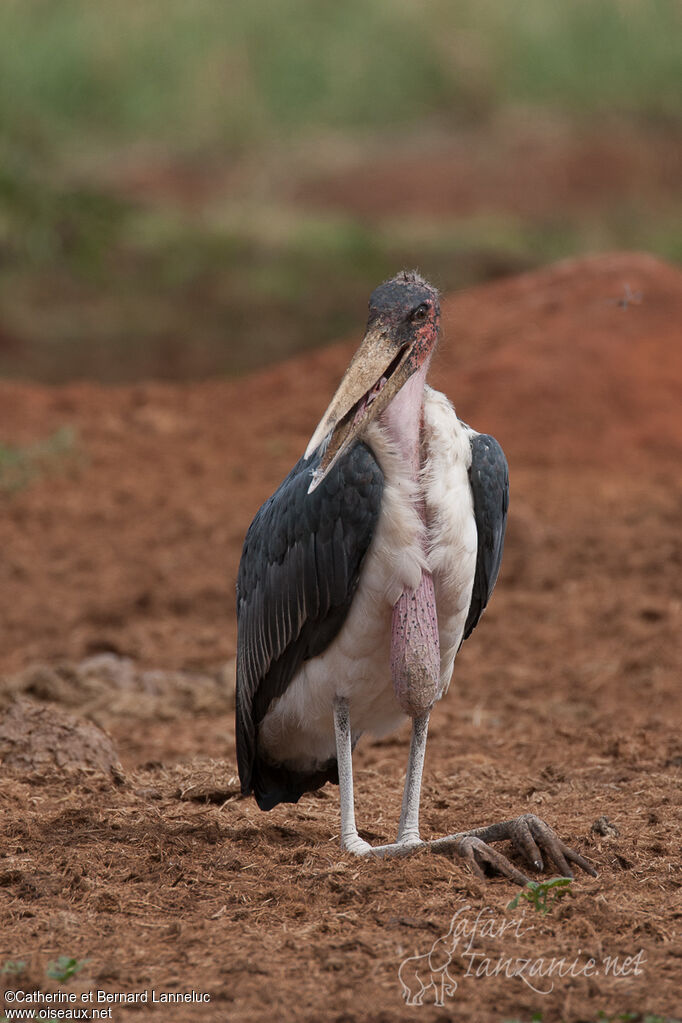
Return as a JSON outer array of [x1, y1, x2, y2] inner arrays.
[[304, 425, 332, 462]]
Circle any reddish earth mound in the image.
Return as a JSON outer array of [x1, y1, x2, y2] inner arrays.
[[0, 253, 680, 1021], [438, 252, 682, 470], [0, 252, 678, 675]]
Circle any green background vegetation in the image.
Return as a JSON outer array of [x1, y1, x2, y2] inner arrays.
[[0, 0, 680, 380]]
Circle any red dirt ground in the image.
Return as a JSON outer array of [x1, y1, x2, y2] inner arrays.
[[0, 253, 680, 1022], [289, 122, 681, 221]]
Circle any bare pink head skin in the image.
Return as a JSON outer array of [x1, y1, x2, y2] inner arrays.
[[305, 271, 441, 717]]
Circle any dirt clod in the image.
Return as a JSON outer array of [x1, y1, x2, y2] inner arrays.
[[0, 699, 123, 781], [591, 815, 621, 838]]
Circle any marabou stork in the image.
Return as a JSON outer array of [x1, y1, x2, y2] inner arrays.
[[235, 271, 595, 883]]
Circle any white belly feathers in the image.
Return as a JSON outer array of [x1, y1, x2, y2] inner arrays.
[[258, 387, 478, 771]]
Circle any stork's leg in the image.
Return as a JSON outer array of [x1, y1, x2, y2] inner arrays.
[[396, 712, 429, 845], [333, 697, 595, 879], [333, 697, 426, 857], [333, 696, 371, 855]]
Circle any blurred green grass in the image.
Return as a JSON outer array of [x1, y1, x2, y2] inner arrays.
[[0, 0, 680, 381], [1, 0, 679, 144], [0, 426, 79, 493]]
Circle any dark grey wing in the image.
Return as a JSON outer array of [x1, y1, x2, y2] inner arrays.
[[462, 432, 509, 642], [235, 442, 383, 809]]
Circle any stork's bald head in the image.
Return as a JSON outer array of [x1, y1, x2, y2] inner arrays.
[[369, 269, 440, 321], [305, 271, 440, 491]]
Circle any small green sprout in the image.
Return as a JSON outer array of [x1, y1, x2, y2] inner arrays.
[[597, 1013, 671, 1023], [501, 1015, 543, 1023], [0, 427, 79, 494], [46, 956, 89, 983], [1, 960, 26, 975], [507, 877, 573, 916]]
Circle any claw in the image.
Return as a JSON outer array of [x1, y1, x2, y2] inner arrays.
[[513, 814, 597, 879], [428, 813, 596, 883], [451, 835, 530, 886], [505, 816, 544, 871]]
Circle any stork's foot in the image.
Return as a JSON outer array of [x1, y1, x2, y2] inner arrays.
[[341, 834, 424, 859], [341, 833, 373, 856], [429, 813, 596, 883], [439, 834, 531, 885], [341, 814, 596, 881]]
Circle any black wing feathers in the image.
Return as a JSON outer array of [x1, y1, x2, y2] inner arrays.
[[463, 433, 509, 642], [236, 443, 383, 808]]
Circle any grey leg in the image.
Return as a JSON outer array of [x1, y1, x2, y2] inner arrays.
[[397, 713, 429, 844], [333, 697, 426, 857], [332, 699, 596, 881], [333, 696, 371, 855]]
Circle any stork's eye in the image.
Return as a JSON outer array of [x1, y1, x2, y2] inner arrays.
[[410, 303, 429, 323]]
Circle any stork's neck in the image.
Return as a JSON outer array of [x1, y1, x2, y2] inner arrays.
[[380, 359, 430, 478], [384, 358, 440, 716]]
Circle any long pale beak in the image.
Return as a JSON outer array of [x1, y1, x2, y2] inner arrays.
[[305, 327, 414, 493]]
